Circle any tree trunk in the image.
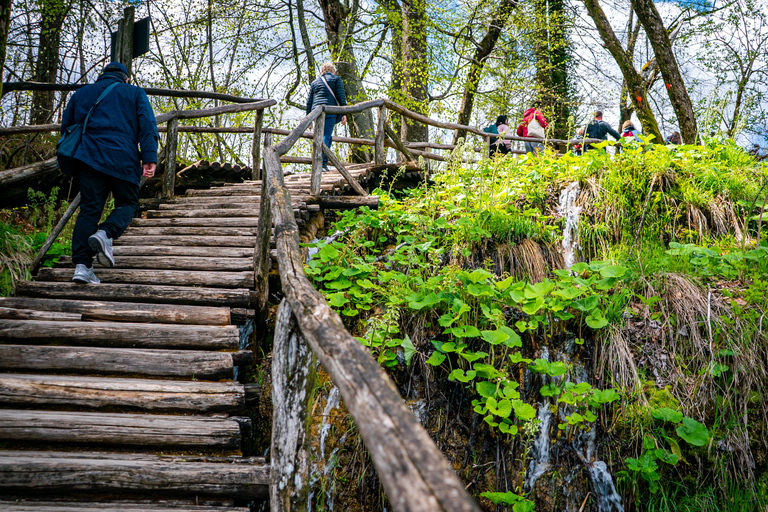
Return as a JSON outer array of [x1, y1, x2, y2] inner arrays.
[[318, 0, 375, 161], [296, 0, 316, 82], [399, 0, 429, 142], [583, 0, 663, 143], [31, 0, 68, 124], [0, 0, 12, 98], [453, 0, 518, 144], [630, 0, 698, 144]]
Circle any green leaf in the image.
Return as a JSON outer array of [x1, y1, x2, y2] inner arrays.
[[499, 422, 518, 435], [460, 350, 488, 362], [327, 292, 349, 307], [449, 369, 477, 383], [325, 278, 353, 290], [540, 383, 561, 397], [599, 265, 628, 278], [525, 281, 555, 298], [447, 325, 482, 338], [522, 297, 545, 315], [476, 381, 497, 398], [676, 417, 710, 447], [509, 352, 532, 364], [481, 329, 512, 345], [474, 363, 502, 379], [401, 335, 417, 366], [512, 400, 537, 421], [652, 407, 683, 423], [409, 292, 443, 310], [486, 397, 512, 418], [437, 314, 456, 327], [481, 491, 526, 505], [572, 295, 600, 312], [654, 448, 679, 465], [425, 351, 446, 366], [585, 308, 609, 329], [513, 502, 535, 512]]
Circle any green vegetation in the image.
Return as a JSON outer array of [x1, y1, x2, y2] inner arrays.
[[306, 142, 768, 509]]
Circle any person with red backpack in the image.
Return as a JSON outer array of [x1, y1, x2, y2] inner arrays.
[[516, 101, 549, 154], [617, 120, 642, 153]]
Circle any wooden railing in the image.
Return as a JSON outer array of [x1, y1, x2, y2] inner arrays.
[[260, 103, 482, 512]]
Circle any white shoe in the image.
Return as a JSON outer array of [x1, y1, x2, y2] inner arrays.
[[88, 229, 115, 267], [72, 264, 100, 284]]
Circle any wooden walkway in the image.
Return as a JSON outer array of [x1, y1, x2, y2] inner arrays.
[[0, 166, 384, 510]]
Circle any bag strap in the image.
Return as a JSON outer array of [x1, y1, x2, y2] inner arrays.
[[82, 82, 121, 133], [320, 74, 339, 105]]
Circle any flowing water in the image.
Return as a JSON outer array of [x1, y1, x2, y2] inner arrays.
[[587, 461, 625, 512], [558, 181, 582, 269]]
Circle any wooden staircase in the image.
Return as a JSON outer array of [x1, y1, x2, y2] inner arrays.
[[0, 167, 381, 510]]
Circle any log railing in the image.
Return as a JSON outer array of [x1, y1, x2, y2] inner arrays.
[[260, 104, 481, 512]]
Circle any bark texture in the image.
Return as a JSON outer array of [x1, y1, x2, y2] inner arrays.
[[630, 0, 698, 143], [31, 0, 68, 124]]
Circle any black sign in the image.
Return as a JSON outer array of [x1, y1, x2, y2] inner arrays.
[[110, 17, 151, 62]]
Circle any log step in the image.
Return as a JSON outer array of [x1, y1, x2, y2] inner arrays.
[[0, 410, 245, 450], [55, 255, 254, 272], [115, 235, 257, 247], [131, 218, 261, 227], [0, 297, 234, 325], [0, 345, 249, 379], [36, 268, 256, 290], [123, 227, 260, 236], [0, 307, 81, 321], [0, 374, 244, 413], [111, 245, 253, 257], [145, 209, 280, 218], [0, 319, 240, 350], [15, 281, 252, 308], [0, 451, 268, 499], [0, 503, 250, 512]]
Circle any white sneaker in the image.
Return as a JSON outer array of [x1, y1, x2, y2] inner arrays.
[[88, 229, 115, 267], [72, 264, 100, 284]]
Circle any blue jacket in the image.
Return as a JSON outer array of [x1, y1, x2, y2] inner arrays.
[[305, 73, 347, 114], [61, 72, 158, 186]]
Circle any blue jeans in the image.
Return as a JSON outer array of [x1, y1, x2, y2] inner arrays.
[[322, 114, 338, 166], [525, 141, 544, 155]]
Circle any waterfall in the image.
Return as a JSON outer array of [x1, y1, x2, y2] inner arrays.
[[526, 346, 552, 491], [558, 181, 582, 269], [587, 461, 625, 512]]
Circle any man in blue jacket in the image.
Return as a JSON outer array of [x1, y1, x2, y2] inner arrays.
[[306, 62, 347, 171], [584, 111, 621, 151], [60, 62, 158, 284]]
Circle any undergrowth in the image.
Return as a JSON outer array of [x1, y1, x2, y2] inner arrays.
[[306, 141, 768, 510]]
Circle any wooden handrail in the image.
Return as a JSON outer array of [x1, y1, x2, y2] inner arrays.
[[2, 81, 265, 103], [258, 107, 480, 511]]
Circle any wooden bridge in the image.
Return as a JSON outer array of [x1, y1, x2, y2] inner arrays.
[[0, 88, 594, 511]]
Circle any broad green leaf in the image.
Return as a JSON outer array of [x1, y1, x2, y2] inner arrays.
[[522, 297, 545, 315], [449, 369, 476, 383], [480, 491, 526, 505], [447, 325, 482, 338], [500, 326, 522, 347], [499, 422, 518, 435], [572, 295, 600, 312], [327, 292, 349, 307], [481, 329, 512, 345], [512, 400, 537, 421], [325, 278, 353, 290], [486, 398, 512, 418], [509, 352, 532, 364], [654, 448, 679, 465], [540, 383, 561, 397], [525, 281, 555, 298], [425, 351, 446, 366], [401, 335, 417, 366], [652, 407, 683, 423], [438, 314, 456, 327], [676, 417, 710, 447], [585, 309, 609, 329], [476, 381, 497, 398], [474, 363, 502, 379], [408, 293, 443, 310], [599, 265, 628, 278], [460, 351, 488, 362]]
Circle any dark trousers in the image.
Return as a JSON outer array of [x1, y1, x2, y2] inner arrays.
[[72, 164, 139, 266], [322, 114, 338, 166]]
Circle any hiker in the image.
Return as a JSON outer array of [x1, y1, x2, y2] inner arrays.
[[617, 120, 642, 153], [584, 110, 621, 151], [485, 115, 512, 157], [666, 131, 682, 145], [306, 62, 347, 172], [516, 101, 549, 154], [573, 126, 586, 156], [59, 62, 158, 284]]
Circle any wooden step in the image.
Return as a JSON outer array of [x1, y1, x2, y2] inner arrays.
[[0, 451, 268, 499], [16, 281, 252, 308], [0, 345, 250, 379], [0, 319, 240, 350], [0, 410, 245, 450], [145, 209, 266, 218], [37, 268, 255, 289], [55, 255, 254, 272], [0, 502, 250, 512], [115, 235, 256, 247], [0, 374, 244, 413], [131, 218, 261, 227], [0, 297, 234, 325], [123, 227, 259, 236], [112, 246, 253, 258], [0, 307, 80, 321]]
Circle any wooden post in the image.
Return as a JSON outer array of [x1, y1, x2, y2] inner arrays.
[[321, 144, 368, 196], [253, 142, 273, 339], [116, 6, 135, 74], [375, 106, 386, 165], [311, 111, 325, 196], [30, 193, 81, 272], [162, 117, 179, 199], [270, 299, 315, 512], [251, 109, 264, 181], [484, 135, 490, 158]]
